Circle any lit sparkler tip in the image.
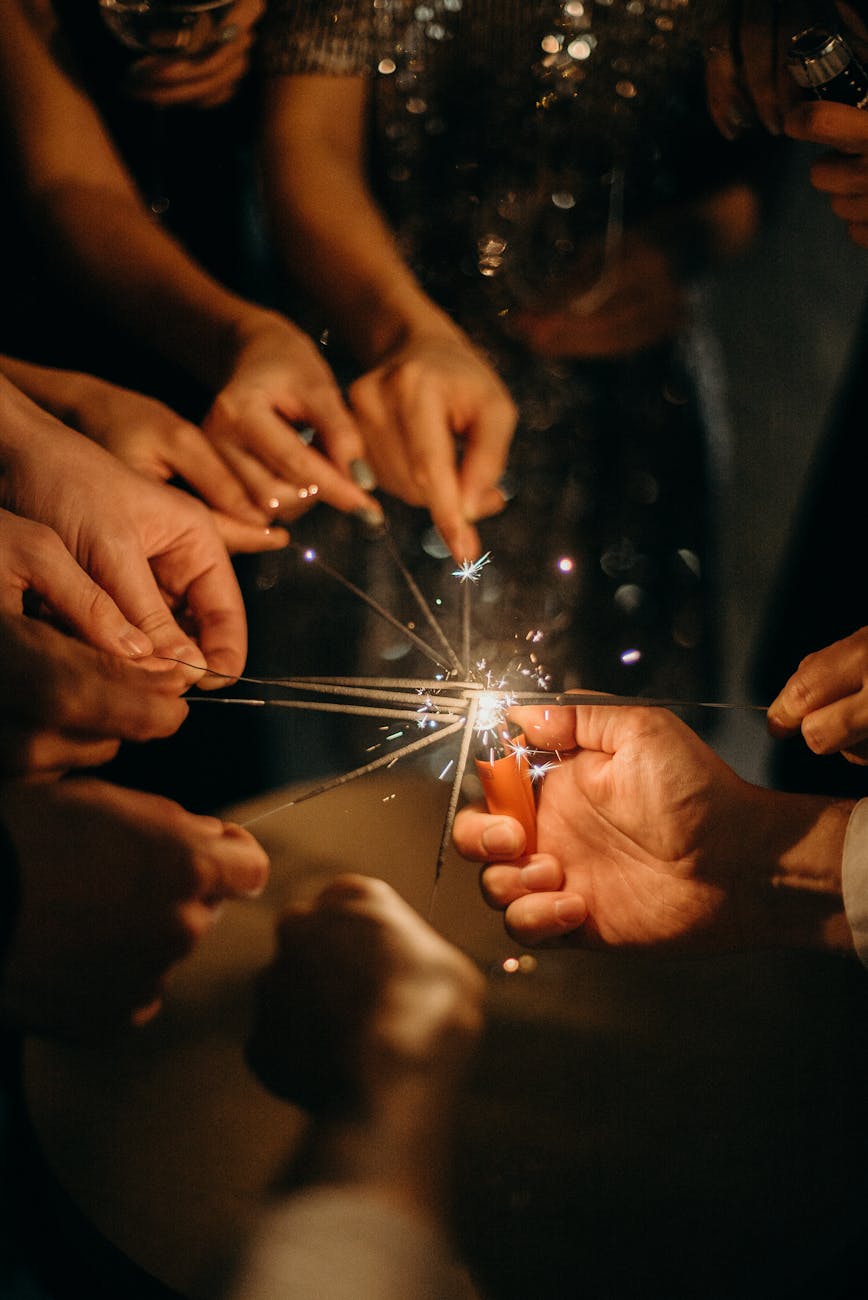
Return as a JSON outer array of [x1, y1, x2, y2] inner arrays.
[[452, 551, 492, 583], [473, 690, 508, 736]]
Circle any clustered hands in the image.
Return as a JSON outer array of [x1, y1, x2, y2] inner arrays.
[[0, 369, 273, 1040]]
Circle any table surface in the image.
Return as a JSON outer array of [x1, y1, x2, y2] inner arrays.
[[24, 749, 868, 1300]]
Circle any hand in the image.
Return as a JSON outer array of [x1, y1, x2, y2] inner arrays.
[[246, 875, 485, 1114], [202, 313, 384, 526], [785, 99, 868, 247], [768, 627, 868, 763], [58, 369, 290, 554], [0, 383, 247, 683], [453, 704, 851, 952], [122, 0, 265, 110], [703, 0, 800, 140], [348, 331, 516, 561], [0, 776, 269, 1038], [511, 236, 686, 359], [0, 612, 189, 780], [0, 506, 152, 658]]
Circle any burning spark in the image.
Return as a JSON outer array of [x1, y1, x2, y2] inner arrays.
[[452, 551, 492, 583]]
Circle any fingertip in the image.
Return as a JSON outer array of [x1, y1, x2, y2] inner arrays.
[[766, 700, 799, 738], [455, 519, 482, 563], [165, 642, 208, 683], [130, 997, 164, 1027], [480, 819, 525, 859], [553, 895, 588, 930]]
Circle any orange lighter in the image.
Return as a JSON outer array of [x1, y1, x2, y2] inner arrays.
[[474, 722, 538, 855]]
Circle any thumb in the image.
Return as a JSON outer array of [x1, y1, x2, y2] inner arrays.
[[90, 545, 207, 679]]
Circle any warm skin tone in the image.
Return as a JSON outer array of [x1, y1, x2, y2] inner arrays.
[[0, 777, 269, 1039], [259, 73, 517, 562], [0, 356, 289, 551], [0, 612, 190, 780], [0, 374, 247, 683], [246, 875, 485, 1226], [114, 0, 266, 110], [3, 0, 382, 527], [453, 704, 856, 954], [768, 626, 868, 764]]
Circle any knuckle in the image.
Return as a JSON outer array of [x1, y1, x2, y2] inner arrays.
[[800, 716, 833, 755], [786, 666, 822, 714]]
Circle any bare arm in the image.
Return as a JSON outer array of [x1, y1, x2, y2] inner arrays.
[[0, 0, 381, 522], [260, 73, 517, 559]]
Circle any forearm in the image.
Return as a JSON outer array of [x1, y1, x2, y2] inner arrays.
[[260, 77, 463, 366], [2, 0, 276, 391], [737, 786, 856, 953], [26, 182, 282, 390], [294, 1076, 460, 1223]]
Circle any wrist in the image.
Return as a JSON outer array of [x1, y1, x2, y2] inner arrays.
[[350, 291, 467, 368], [298, 1073, 461, 1219], [735, 787, 855, 953]]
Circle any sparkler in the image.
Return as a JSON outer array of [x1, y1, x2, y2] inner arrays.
[[182, 533, 560, 910], [181, 525, 767, 912]]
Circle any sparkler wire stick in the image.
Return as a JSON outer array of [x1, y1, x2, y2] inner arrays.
[[428, 693, 480, 917], [380, 527, 465, 675], [239, 717, 466, 830], [188, 697, 463, 724], [508, 691, 769, 711], [293, 543, 451, 671], [189, 677, 467, 711]]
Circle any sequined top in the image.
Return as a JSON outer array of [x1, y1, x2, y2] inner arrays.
[[260, 0, 735, 325], [259, 0, 740, 703]]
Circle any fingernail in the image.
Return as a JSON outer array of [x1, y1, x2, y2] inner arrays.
[[497, 472, 517, 502], [168, 643, 206, 671], [481, 821, 522, 857], [354, 506, 385, 530], [263, 527, 290, 548], [120, 627, 152, 658], [554, 897, 587, 928], [350, 458, 378, 491]]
